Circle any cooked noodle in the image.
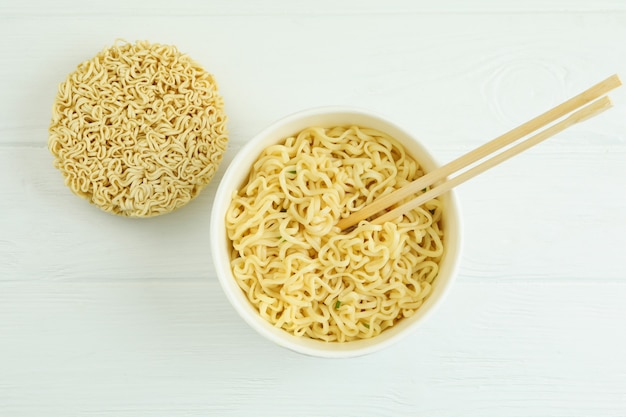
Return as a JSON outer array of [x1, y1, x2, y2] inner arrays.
[[226, 126, 444, 342], [48, 41, 227, 217]]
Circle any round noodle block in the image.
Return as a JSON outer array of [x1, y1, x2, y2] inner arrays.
[[48, 40, 228, 217]]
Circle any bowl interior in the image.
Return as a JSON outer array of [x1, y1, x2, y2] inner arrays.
[[210, 107, 462, 358]]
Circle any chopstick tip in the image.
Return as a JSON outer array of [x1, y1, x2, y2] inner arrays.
[[609, 73, 623, 87]]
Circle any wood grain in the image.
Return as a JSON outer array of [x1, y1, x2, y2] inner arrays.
[[1, 281, 625, 416], [2, 13, 626, 147], [2, 144, 624, 283], [1, 1, 626, 416]]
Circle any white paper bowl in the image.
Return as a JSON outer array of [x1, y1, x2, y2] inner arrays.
[[210, 107, 462, 358]]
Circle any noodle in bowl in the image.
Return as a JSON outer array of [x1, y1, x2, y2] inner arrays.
[[210, 107, 462, 357]]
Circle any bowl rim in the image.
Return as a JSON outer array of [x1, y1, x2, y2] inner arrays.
[[209, 106, 463, 358]]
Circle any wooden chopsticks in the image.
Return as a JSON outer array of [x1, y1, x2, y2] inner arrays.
[[336, 74, 621, 231]]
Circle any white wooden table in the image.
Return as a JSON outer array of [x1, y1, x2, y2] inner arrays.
[[2, 1, 626, 415]]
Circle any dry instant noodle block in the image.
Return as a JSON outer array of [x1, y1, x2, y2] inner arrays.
[[48, 41, 228, 217]]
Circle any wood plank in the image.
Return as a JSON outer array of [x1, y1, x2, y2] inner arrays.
[[0, 280, 624, 415], [0, 144, 236, 282], [3, 0, 626, 16], [1, 13, 625, 147], [1, 2, 626, 416], [1, 144, 625, 282]]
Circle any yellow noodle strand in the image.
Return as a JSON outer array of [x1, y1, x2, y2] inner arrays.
[[226, 126, 444, 342]]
